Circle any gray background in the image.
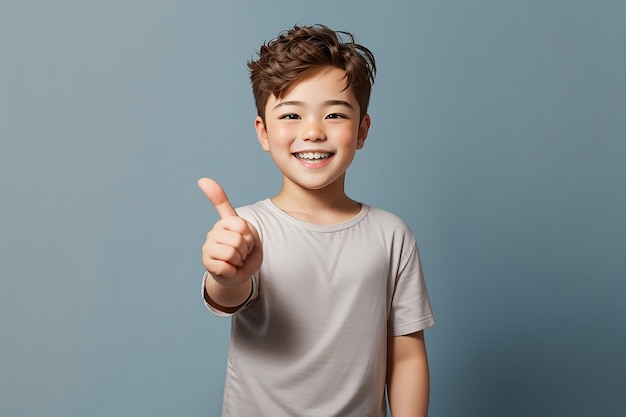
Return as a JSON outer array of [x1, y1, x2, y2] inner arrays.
[[1, 1, 625, 416]]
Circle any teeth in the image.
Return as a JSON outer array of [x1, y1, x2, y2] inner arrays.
[[295, 152, 331, 160]]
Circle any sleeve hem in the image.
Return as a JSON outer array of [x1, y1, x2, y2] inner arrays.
[[202, 271, 257, 318], [388, 316, 435, 337]]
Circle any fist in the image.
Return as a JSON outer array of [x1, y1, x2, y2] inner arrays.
[[198, 178, 262, 288]]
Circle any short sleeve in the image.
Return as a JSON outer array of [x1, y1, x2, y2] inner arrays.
[[387, 241, 435, 336]]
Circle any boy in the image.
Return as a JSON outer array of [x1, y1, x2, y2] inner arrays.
[[198, 24, 434, 416]]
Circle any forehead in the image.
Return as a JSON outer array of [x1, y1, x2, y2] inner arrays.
[[269, 67, 355, 106]]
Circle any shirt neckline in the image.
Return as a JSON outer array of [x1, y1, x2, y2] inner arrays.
[[262, 198, 370, 233]]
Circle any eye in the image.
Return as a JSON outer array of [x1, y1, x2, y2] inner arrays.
[[325, 113, 347, 119], [280, 113, 300, 120]]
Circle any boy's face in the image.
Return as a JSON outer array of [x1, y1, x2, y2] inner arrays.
[[255, 66, 370, 192]]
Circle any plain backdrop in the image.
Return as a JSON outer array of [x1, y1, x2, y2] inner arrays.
[[1, 1, 625, 416]]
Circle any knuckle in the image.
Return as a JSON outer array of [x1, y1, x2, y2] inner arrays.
[[207, 260, 234, 278], [227, 217, 249, 233]]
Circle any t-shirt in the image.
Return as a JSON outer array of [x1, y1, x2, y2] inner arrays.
[[204, 199, 434, 416]]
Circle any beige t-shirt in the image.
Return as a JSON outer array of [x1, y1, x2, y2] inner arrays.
[[204, 199, 434, 416]]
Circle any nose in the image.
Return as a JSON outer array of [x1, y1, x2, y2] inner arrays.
[[301, 119, 326, 142]]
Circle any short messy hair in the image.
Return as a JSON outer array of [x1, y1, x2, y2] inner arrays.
[[247, 24, 376, 121]]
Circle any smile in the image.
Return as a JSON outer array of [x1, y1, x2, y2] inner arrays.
[[293, 152, 334, 161]]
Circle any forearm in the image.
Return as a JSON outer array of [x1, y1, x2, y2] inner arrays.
[[204, 273, 252, 313], [387, 357, 430, 416], [387, 332, 430, 417]]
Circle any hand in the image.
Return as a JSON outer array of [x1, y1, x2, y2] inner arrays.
[[198, 178, 263, 288]]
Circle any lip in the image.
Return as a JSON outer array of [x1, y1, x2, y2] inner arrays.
[[291, 150, 335, 159], [291, 149, 334, 154], [292, 151, 334, 169]]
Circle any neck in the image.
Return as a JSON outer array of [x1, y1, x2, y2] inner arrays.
[[271, 177, 361, 224]]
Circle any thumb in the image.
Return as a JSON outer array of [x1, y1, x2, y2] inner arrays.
[[197, 177, 238, 218]]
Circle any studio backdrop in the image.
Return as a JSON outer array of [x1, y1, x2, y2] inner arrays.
[[1, 1, 624, 416]]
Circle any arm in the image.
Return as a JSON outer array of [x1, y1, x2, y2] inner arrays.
[[387, 331, 430, 417], [204, 272, 253, 313], [198, 178, 263, 313]]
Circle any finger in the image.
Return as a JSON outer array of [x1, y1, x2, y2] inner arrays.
[[207, 243, 244, 269], [204, 258, 237, 279], [208, 226, 251, 262], [197, 177, 238, 219], [218, 217, 256, 253]]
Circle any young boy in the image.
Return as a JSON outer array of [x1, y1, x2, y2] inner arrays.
[[198, 24, 434, 416]]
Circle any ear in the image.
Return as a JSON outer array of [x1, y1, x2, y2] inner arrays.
[[255, 116, 270, 152], [356, 114, 371, 150]]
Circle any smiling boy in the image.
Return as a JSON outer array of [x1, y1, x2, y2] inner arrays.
[[198, 24, 434, 416]]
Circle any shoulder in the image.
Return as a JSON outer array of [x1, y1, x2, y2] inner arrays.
[[362, 205, 414, 234], [360, 204, 418, 253], [365, 203, 419, 242], [234, 199, 282, 241], [234, 199, 269, 219]]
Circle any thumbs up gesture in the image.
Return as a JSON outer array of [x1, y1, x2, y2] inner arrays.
[[198, 178, 263, 293]]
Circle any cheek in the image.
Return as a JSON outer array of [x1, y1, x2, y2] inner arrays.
[[330, 125, 359, 145], [271, 125, 296, 143], [264, 126, 294, 151]]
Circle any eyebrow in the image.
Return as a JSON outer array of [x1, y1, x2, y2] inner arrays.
[[272, 100, 355, 110]]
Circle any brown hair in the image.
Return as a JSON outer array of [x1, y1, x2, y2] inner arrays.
[[247, 24, 376, 121]]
